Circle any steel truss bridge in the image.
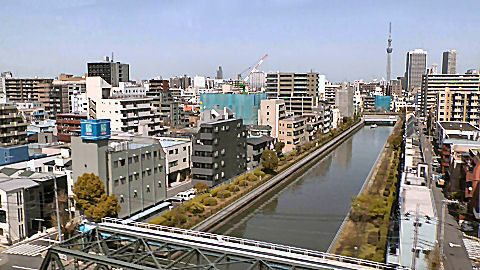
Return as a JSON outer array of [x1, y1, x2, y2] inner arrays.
[[40, 218, 408, 270]]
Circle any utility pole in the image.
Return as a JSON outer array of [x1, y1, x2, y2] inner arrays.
[[53, 174, 63, 242], [411, 204, 420, 270]]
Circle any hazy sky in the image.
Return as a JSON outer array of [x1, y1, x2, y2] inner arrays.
[[1, 0, 479, 82]]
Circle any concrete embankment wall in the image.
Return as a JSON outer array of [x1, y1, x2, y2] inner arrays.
[[193, 119, 365, 232]]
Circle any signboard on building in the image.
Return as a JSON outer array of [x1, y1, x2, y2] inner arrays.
[[81, 119, 111, 140]]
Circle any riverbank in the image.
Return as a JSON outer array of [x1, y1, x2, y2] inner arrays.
[[149, 118, 364, 230], [330, 116, 404, 262]]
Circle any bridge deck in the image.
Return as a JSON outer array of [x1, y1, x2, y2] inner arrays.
[[40, 218, 408, 270]]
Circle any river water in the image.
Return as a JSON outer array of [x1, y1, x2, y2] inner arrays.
[[215, 126, 393, 251]]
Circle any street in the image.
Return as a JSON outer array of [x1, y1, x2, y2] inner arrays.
[[419, 121, 473, 270]]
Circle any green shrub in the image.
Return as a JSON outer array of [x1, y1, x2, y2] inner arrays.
[[367, 231, 379, 245], [194, 182, 210, 194], [210, 186, 224, 197], [279, 157, 286, 161], [246, 173, 258, 182], [217, 190, 231, 198], [202, 196, 218, 206], [238, 180, 248, 187], [188, 202, 205, 214], [254, 169, 266, 177], [228, 185, 240, 192]]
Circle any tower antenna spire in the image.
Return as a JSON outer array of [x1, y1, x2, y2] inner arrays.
[[386, 22, 393, 82]]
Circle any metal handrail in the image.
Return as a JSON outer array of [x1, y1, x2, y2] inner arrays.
[[101, 217, 409, 269]]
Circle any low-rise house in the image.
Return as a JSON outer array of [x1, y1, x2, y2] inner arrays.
[[278, 117, 308, 153], [156, 137, 192, 187]]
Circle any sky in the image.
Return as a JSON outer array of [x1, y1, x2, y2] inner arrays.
[[1, 0, 479, 82]]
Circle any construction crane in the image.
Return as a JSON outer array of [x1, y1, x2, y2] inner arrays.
[[237, 54, 268, 93], [237, 54, 268, 80]]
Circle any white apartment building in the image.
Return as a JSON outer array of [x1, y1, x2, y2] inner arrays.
[[70, 91, 88, 113], [156, 137, 192, 186], [86, 77, 164, 136], [258, 99, 287, 138], [112, 82, 146, 97]]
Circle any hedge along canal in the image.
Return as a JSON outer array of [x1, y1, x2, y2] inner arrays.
[[212, 125, 394, 251]]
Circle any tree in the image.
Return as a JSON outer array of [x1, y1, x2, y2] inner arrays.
[[73, 173, 121, 222], [274, 142, 285, 156], [194, 182, 210, 194], [261, 150, 279, 172]]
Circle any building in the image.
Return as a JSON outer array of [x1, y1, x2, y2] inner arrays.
[[55, 113, 87, 142], [266, 72, 319, 115], [146, 80, 185, 128], [0, 104, 29, 165], [442, 50, 457, 75], [86, 77, 164, 136], [421, 73, 480, 118], [0, 169, 67, 244], [87, 56, 129, 87], [216, 66, 223, 80], [53, 74, 86, 115], [246, 125, 272, 137], [249, 71, 266, 91], [405, 49, 427, 92], [375, 95, 392, 112], [362, 96, 376, 112], [436, 121, 480, 149], [200, 93, 266, 125], [303, 102, 332, 139], [157, 137, 192, 187], [324, 83, 340, 106], [71, 120, 167, 218], [247, 136, 274, 170], [257, 99, 287, 138], [192, 118, 247, 187], [335, 83, 354, 118], [278, 117, 308, 153]]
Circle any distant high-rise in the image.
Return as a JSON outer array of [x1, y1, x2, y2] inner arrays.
[[216, 66, 223, 79], [405, 49, 427, 92], [442, 50, 457, 74], [386, 22, 393, 82], [87, 56, 129, 87]]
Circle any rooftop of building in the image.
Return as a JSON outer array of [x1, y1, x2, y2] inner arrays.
[[401, 185, 435, 218], [159, 140, 186, 148], [247, 125, 272, 131], [247, 135, 274, 145], [439, 121, 480, 132]]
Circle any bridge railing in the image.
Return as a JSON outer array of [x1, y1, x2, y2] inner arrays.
[[101, 217, 408, 270]]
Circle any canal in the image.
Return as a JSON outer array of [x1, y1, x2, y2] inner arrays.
[[215, 126, 393, 251]]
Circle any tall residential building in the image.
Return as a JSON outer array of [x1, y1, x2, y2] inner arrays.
[[86, 77, 164, 136], [421, 73, 480, 117], [335, 83, 354, 118], [0, 104, 28, 148], [324, 83, 340, 106], [405, 49, 427, 92], [250, 71, 266, 91], [0, 72, 12, 102], [4, 78, 53, 103], [258, 99, 287, 138], [87, 56, 129, 87], [53, 74, 86, 114], [72, 120, 167, 218], [192, 117, 247, 187], [265, 72, 319, 115], [216, 66, 223, 80], [435, 88, 480, 127], [442, 50, 457, 75]]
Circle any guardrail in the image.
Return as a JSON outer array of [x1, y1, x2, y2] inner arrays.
[[101, 217, 409, 270]]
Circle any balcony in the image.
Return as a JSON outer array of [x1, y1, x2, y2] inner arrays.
[[192, 155, 214, 164], [199, 133, 214, 140], [192, 167, 214, 176], [194, 144, 214, 152]]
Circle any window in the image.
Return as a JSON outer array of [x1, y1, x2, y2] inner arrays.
[[120, 159, 125, 166], [169, 160, 178, 167], [175, 149, 178, 154], [128, 157, 132, 164], [266, 112, 269, 115], [134, 156, 139, 163], [141, 154, 145, 160], [129, 175, 133, 182], [154, 151, 157, 157], [114, 179, 119, 186], [183, 146, 186, 151], [169, 150, 174, 154], [183, 158, 186, 162], [0, 210, 6, 223], [287, 124, 292, 128]]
